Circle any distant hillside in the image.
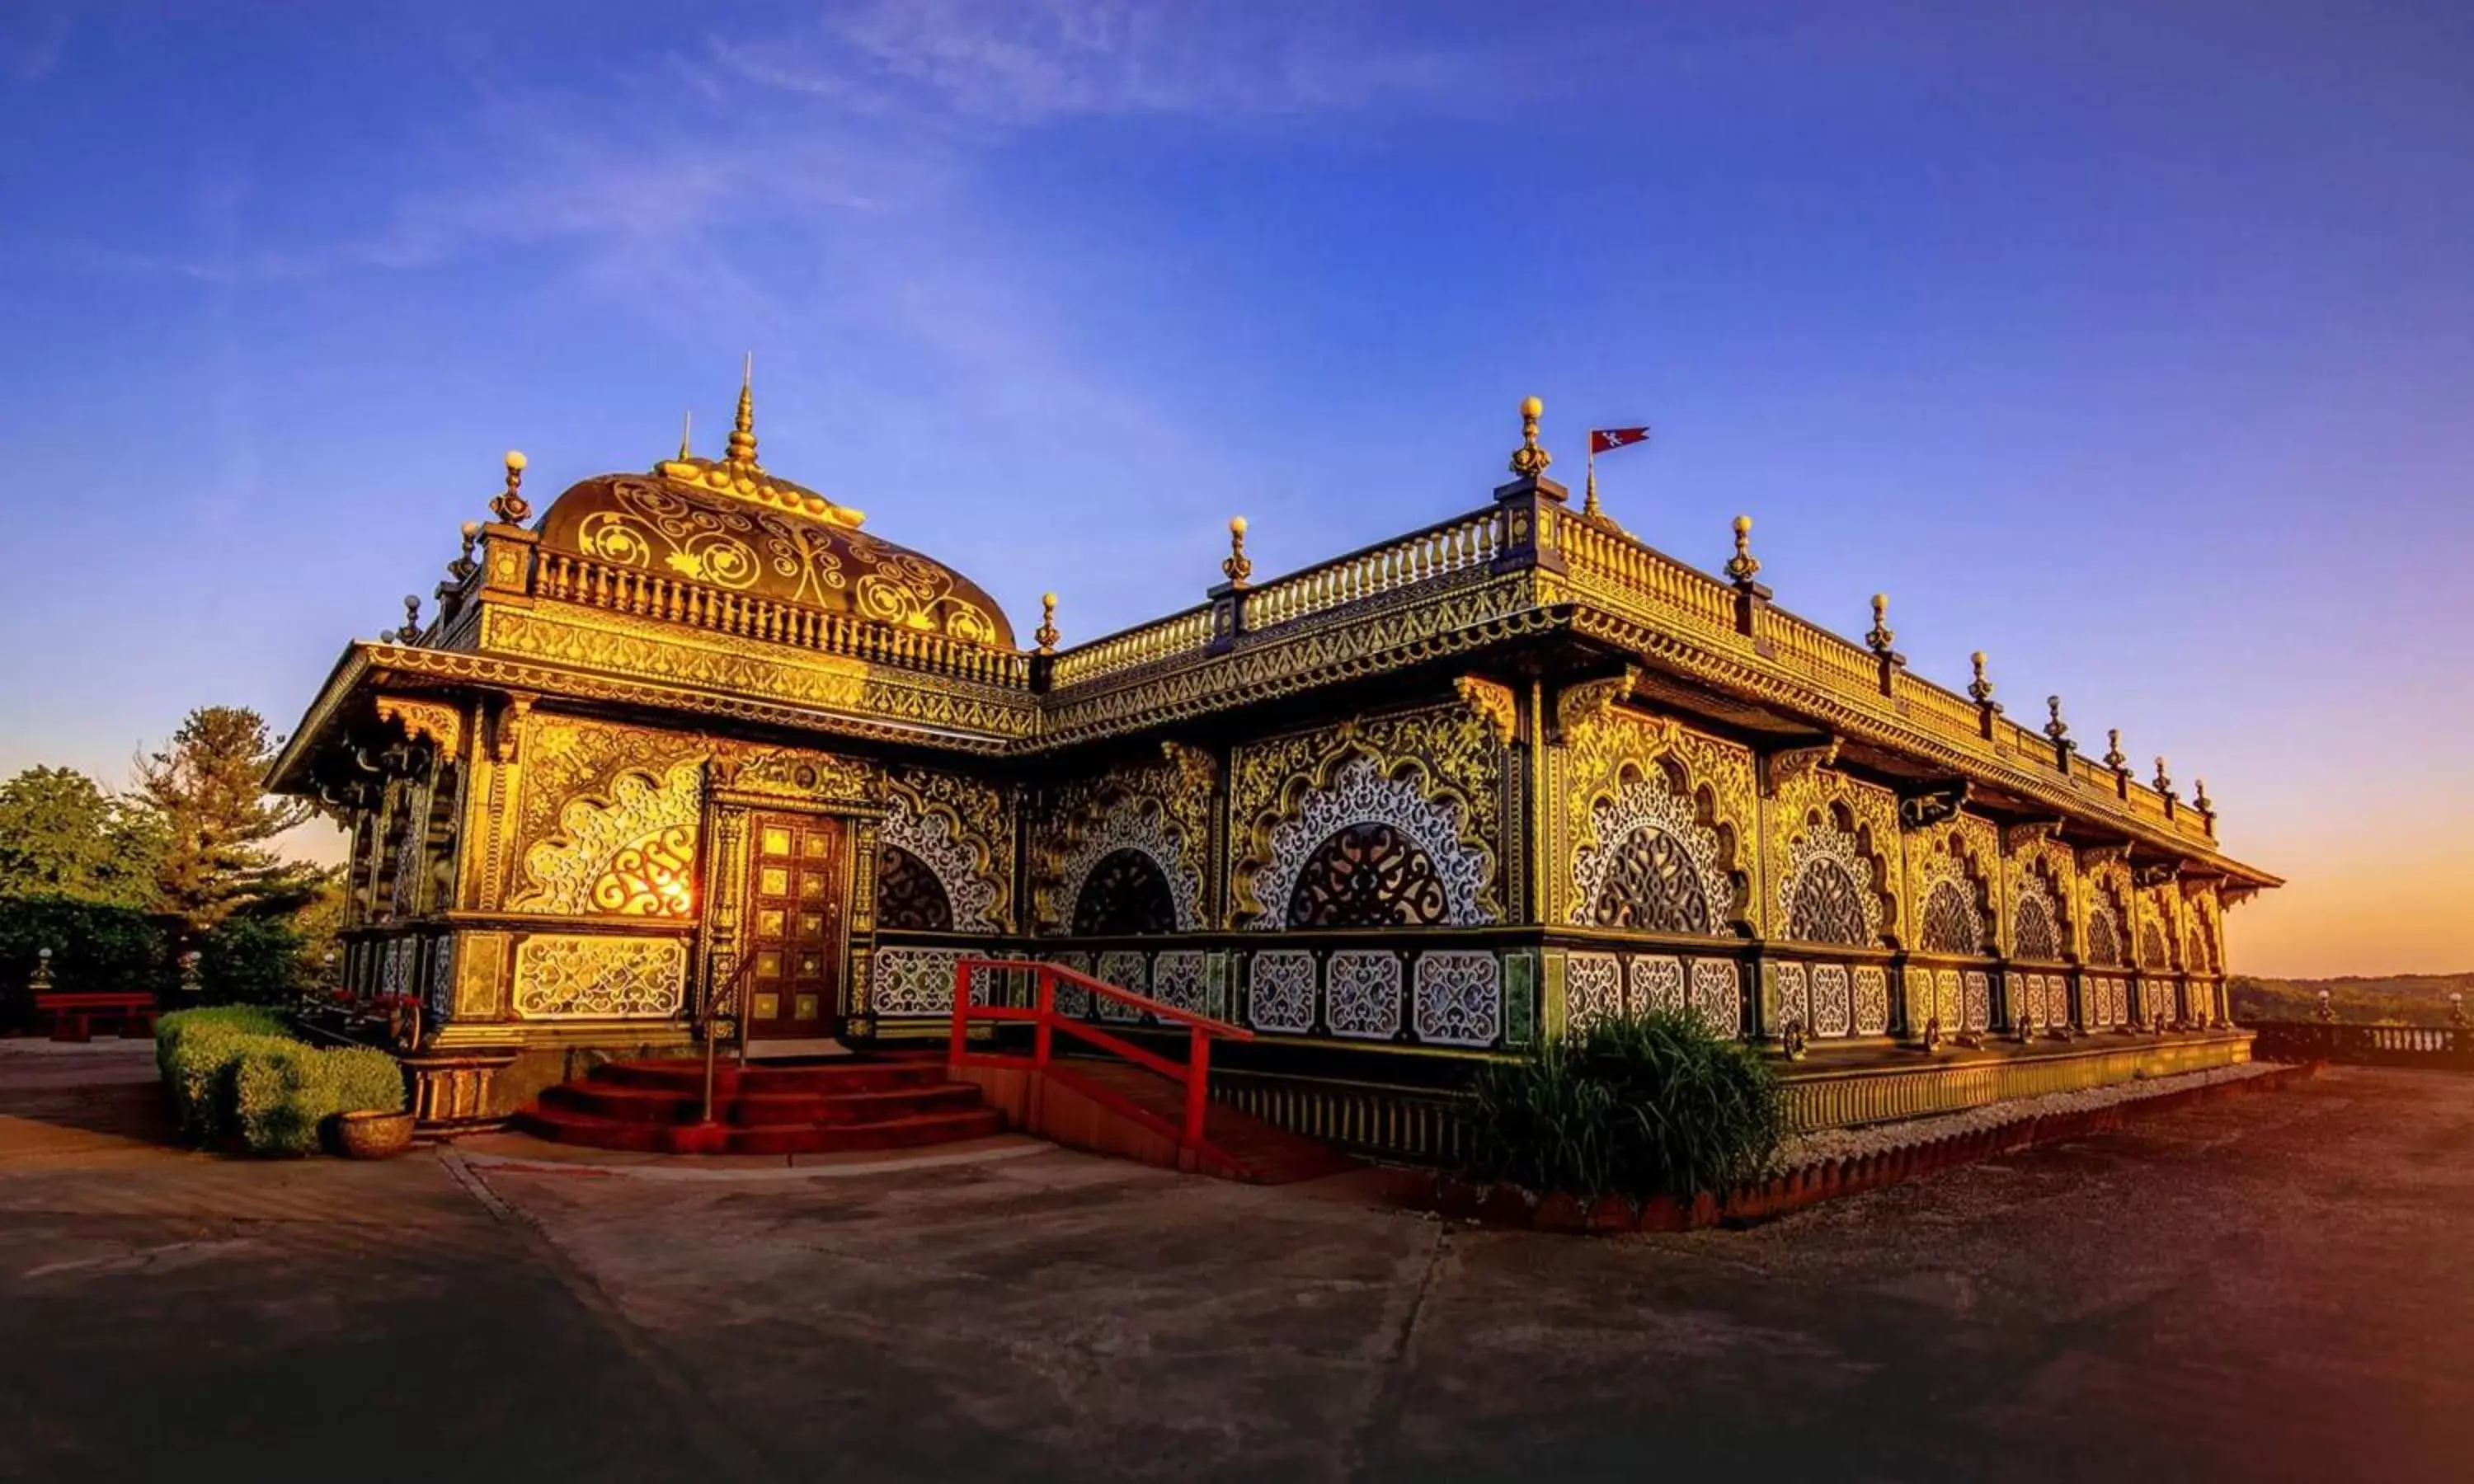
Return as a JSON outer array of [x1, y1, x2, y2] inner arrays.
[[2232, 973, 2474, 1026]]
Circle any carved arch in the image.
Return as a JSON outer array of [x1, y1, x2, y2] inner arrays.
[[1571, 753, 1741, 935], [1777, 800, 1895, 947]]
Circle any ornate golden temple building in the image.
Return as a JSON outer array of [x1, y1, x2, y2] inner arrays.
[[271, 380, 2280, 1152]]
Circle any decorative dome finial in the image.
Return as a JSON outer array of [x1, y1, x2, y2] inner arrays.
[[677, 409, 694, 462], [727, 355, 758, 467], [2103, 728, 2128, 773], [1222, 516, 1253, 589], [491, 451, 530, 525], [1967, 650, 1994, 705], [2044, 695, 2070, 744], [1035, 592, 1060, 654], [1724, 514, 1761, 585], [1508, 395, 1551, 479], [1865, 593, 1896, 655]]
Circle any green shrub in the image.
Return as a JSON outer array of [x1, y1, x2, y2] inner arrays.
[[0, 895, 173, 1026], [157, 1005, 290, 1141], [154, 1007, 403, 1154], [1466, 1009, 1787, 1201], [199, 912, 311, 1006]]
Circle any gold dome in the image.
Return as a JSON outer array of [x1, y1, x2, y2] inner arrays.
[[533, 369, 1013, 648], [537, 470, 1015, 650]]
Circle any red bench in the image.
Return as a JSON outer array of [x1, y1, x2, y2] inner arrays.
[[35, 992, 159, 1042]]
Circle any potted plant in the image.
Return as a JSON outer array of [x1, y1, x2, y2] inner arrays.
[[328, 1047, 416, 1158]]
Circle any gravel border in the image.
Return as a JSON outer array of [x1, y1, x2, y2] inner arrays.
[[1774, 1060, 2282, 1171]]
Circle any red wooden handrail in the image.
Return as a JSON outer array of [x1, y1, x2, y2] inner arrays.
[[948, 956, 1254, 1157]]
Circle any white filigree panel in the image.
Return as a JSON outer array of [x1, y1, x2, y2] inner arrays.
[[1778, 813, 1884, 946], [1248, 950, 1316, 1034], [426, 937, 455, 1017], [1811, 963, 1852, 1037], [1413, 951, 1500, 1047], [1629, 955, 1686, 1017], [1690, 958, 1741, 1039], [1934, 969, 1963, 1031], [1916, 847, 1984, 952], [1852, 965, 1890, 1036], [874, 946, 965, 1017], [1045, 951, 1095, 1018], [1059, 802, 1202, 933], [1094, 951, 1149, 1021], [1964, 970, 1992, 1031], [1775, 961, 1811, 1035], [1253, 757, 1490, 930], [1567, 951, 1623, 1032], [512, 935, 686, 1018], [881, 791, 1001, 933], [1569, 776, 1733, 932], [1154, 951, 1209, 1016], [1326, 951, 1404, 1040]]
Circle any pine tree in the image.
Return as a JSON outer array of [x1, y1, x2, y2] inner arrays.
[[135, 707, 318, 932]]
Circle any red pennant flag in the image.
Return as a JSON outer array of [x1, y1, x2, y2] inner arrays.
[[1590, 426, 1651, 455]]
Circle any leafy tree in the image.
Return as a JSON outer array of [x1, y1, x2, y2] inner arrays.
[[0, 765, 165, 906], [135, 707, 320, 934]]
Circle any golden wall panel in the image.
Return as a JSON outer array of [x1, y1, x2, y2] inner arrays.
[[511, 933, 688, 1018], [1227, 701, 1504, 928], [1548, 690, 1754, 933]]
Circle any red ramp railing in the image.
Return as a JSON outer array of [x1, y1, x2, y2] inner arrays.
[[947, 956, 1253, 1161]]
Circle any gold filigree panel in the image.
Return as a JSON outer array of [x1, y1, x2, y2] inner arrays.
[[1032, 747, 1215, 932], [2003, 827, 2079, 960], [513, 752, 706, 918], [1903, 812, 1997, 953], [1551, 696, 1755, 932], [884, 766, 1014, 933], [512, 934, 686, 1018], [1230, 702, 1504, 927], [1766, 765, 1900, 946]]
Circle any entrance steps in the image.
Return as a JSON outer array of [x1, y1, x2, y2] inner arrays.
[[514, 1058, 1004, 1156], [959, 1055, 1360, 1186]]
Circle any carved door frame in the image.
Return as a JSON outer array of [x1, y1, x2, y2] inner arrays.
[[698, 757, 885, 1042]]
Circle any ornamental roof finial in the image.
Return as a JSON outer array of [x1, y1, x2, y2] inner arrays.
[[727, 354, 758, 467], [1724, 514, 1761, 585], [1221, 516, 1253, 589], [1508, 395, 1551, 479], [677, 408, 694, 462], [2044, 695, 2071, 744], [490, 450, 530, 525], [1865, 593, 1896, 655], [2153, 755, 2174, 796], [2103, 728, 2128, 773], [2194, 777, 2213, 813], [1967, 650, 1994, 705], [1035, 592, 1060, 654]]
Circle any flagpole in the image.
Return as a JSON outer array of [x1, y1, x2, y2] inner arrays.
[[1583, 441, 1600, 519]]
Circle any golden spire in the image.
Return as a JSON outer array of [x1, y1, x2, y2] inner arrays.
[[727, 354, 757, 467], [1724, 514, 1761, 585], [490, 451, 531, 525], [1034, 592, 1061, 653], [677, 409, 694, 461], [651, 362, 868, 528], [1508, 395, 1551, 479], [1222, 516, 1253, 588], [1582, 461, 1601, 518]]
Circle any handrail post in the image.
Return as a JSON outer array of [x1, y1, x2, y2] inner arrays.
[[1183, 1026, 1211, 1150], [948, 958, 971, 1069], [1034, 968, 1055, 1072]]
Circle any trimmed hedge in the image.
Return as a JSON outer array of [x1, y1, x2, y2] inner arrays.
[[0, 895, 173, 1027], [1466, 1008, 1787, 1202], [156, 1006, 406, 1155]]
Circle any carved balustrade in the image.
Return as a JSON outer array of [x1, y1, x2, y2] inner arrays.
[[532, 551, 1033, 688]]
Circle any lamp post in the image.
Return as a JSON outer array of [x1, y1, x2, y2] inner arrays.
[[30, 946, 53, 993]]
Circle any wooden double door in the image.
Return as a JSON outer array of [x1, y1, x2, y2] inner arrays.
[[741, 811, 847, 1040]]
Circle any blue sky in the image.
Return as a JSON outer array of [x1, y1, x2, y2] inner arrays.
[[1, 1, 2467, 974]]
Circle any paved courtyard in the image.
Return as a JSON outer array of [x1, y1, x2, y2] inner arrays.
[[3, 1041, 2471, 1483]]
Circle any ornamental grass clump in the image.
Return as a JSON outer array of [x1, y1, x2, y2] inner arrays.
[[1466, 1008, 1786, 1202], [155, 1006, 404, 1155]]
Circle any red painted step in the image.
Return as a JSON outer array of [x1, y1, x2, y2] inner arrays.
[[514, 1057, 1008, 1156], [1045, 1059, 1360, 1186]]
